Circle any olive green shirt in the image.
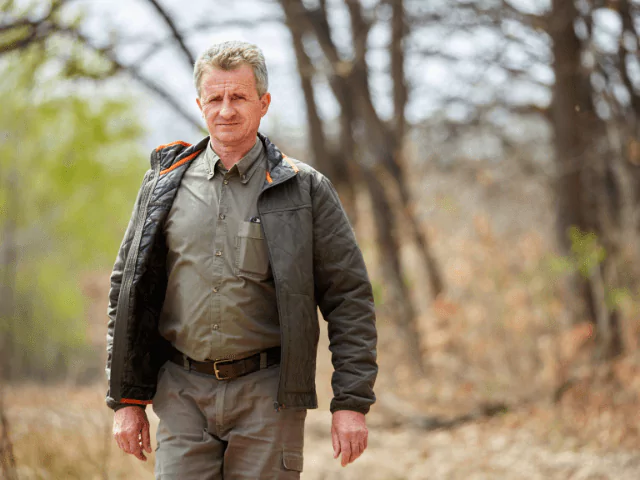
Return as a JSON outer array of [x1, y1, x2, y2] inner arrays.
[[158, 137, 280, 361]]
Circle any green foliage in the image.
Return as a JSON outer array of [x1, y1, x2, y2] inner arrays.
[[606, 287, 631, 311], [371, 279, 384, 309], [568, 226, 607, 278], [546, 227, 607, 280], [0, 48, 147, 378], [544, 226, 632, 314]]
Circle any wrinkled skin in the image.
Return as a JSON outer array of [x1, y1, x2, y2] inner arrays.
[[196, 64, 271, 169], [332, 410, 368, 466], [113, 406, 151, 461]]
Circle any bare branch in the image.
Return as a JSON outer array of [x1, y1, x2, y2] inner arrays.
[[391, 0, 408, 141], [278, 0, 331, 171], [60, 28, 204, 131], [144, 0, 195, 67]]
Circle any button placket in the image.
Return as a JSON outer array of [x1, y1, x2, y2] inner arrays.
[[210, 173, 228, 357]]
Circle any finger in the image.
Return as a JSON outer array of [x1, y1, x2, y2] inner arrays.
[[363, 431, 368, 451], [127, 434, 146, 462], [113, 429, 122, 449], [340, 440, 352, 467], [133, 448, 147, 462], [117, 433, 131, 454], [132, 441, 147, 462], [141, 422, 152, 453], [332, 427, 340, 459], [350, 443, 362, 463]]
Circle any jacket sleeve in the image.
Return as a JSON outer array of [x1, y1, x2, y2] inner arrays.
[[311, 173, 378, 414], [106, 170, 151, 411]]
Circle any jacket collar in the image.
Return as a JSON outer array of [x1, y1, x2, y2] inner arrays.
[[155, 133, 297, 189], [257, 132, 298, 190]]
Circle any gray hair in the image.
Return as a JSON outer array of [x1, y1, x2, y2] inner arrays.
[[194, 41, 269, 98]]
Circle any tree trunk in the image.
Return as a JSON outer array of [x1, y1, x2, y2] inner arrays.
[[548, 0, 622, 358], [0, 166, 18, 381], [279, 0, 358, 222], [0, 389, 18, 480], [362, 168, 425, 372]]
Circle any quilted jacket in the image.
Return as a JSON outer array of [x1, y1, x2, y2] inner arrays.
[[105, 133, 378, 414]]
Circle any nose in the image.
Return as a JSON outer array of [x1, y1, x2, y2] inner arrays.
[[219, 97, 236, 119]]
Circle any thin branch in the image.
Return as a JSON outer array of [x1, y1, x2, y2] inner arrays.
[[61, 28, 204, 131], [391, 0, 408, 141], [188, 15, 283, 32], [144, 0, 195, 67]]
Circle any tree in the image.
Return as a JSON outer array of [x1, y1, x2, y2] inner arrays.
[[277, 0, 450, 373], [545, 0, 640, 358], [0, 0, 203, 129], [0, 48, 147, 380], [463, 0, 640, 358]]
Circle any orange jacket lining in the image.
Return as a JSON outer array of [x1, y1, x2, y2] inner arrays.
[[155, 140, 192, 152], [159, 150, 202, 176]]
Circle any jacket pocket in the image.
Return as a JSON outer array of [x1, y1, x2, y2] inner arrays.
[[235, 221, 270, 279]]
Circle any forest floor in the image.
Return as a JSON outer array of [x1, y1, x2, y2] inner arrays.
[[4, 377, 640, 479], [6, 162, 640, 478], [4, 320, 640, 479]]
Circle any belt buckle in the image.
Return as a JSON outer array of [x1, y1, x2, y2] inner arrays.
[[213, 359, 234, 380]]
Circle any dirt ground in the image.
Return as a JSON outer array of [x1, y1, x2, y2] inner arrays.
[[4, 319, 640, 479], [302, 409, 640, 480], [5, 383, 640, 480]]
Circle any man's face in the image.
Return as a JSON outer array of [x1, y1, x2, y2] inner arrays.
[[196, 64, 271, 148]]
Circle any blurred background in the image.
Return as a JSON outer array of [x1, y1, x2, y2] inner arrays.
[[1, 0, 640, 478]]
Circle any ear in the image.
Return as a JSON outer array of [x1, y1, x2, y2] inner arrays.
[[260, 93, 271, 117]]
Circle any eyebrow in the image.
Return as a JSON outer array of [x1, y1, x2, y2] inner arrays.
[[204, 91, 251, 102]]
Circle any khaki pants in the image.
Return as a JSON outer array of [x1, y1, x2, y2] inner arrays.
[[153, 360, 306, 479]]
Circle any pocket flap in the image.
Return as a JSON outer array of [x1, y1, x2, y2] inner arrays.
[[238, 221, 264, 239], [282, 450, 303, 472]]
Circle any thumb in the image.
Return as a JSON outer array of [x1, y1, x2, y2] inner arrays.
[[331, 425, 340, 459], [141, 420, 152, 453]]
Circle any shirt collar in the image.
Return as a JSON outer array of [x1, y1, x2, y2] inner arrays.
[[206, 137, 264, 184]]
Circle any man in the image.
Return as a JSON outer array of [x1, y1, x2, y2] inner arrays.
[[106, 40, 377, 479]]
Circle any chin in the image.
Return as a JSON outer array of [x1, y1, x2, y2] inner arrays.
[[214, 132, 242, 142]]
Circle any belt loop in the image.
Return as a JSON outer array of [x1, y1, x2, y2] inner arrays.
[[260, 351, 267, 369], [183, 354, 190, 371]]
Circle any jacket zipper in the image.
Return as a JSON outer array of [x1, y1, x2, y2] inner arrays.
[[110, 152, 162, 399], [258, 166, 297, 411]]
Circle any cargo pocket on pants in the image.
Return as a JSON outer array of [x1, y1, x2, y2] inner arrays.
[[282, 450, 303, 472]]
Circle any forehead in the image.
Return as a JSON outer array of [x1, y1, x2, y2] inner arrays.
[[200, 64, 257, 94]]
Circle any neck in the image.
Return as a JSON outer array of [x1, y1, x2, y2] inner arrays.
[[211, 136, 257, 169]]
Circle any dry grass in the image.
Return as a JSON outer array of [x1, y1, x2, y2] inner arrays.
[[4, 385, 155, 480], [5, 162, 640, 478], [5, 380, 640, 479]]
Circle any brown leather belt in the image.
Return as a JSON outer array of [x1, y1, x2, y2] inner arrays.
[[169, 346, 281, 381]]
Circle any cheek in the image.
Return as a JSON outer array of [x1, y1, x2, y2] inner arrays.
[[249, 108, 263, 124]]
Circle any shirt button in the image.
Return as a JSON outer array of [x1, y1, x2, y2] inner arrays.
[[213, 324, 219, 330], [213, 287, 219, 293], [215, 250, 222, 256], [219, 213, 225, 220], [223, 179, 229, 185]]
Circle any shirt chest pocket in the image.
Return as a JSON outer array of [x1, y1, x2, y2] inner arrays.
[[235, 221, 270, 279]]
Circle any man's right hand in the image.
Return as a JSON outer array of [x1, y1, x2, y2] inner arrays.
[[113, 406, 152, 461]]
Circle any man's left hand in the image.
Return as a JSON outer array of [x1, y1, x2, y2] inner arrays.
[[331, 410, 368, 467]]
